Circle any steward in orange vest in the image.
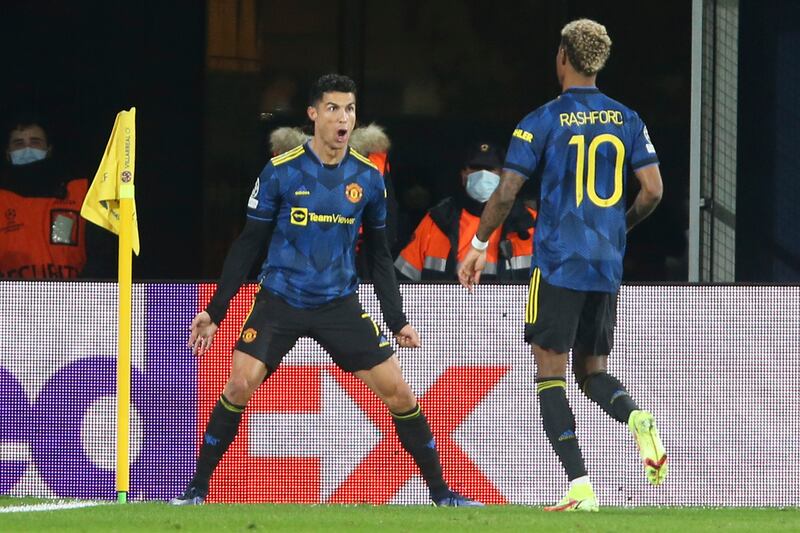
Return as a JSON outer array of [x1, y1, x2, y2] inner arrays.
[[0, 121, 87, 279], [395, 142, 537, 282]]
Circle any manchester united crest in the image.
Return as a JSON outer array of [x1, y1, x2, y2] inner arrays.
[[242, 328, 258, 343], [345, 183, 363, 203]]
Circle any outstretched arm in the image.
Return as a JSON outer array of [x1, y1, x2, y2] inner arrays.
[[189, 217, 274, 355], [458, 170, 526, 289]]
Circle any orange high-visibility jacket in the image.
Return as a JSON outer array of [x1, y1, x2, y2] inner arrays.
[[0, 179, 88, 279], [395, 197, 536, 282]]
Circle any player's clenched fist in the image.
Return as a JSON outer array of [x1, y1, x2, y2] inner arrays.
[[395, 323, 421, 348]]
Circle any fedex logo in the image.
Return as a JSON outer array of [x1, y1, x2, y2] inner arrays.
[[204, 365, 509, 504], [197, 283, 510, 504], [0, 284, 198, 500], [0, 283, 515, 503], [0, 354, 196, 500]]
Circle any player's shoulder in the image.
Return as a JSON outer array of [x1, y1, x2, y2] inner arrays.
[[259, 144, 307, 182], [270, 144, 307, 168], [515, 96, 567, 133], [348, 147, 380, 172], [510, 100, 558, 147], [596, 91, 643, 123], [518, 99, 554, 126], [348, 147, 384, 188]]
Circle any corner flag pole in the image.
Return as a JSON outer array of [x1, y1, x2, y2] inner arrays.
[[80, 108, 140, 503], [115, 113, 137, 504], [117, 197, 134, 503]]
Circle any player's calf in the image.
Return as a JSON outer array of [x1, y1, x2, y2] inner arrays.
[[579, 371, 638, 424], [171, 393, 246, 504], [537, 377, 588, 480], [391, 404, 484, 507]]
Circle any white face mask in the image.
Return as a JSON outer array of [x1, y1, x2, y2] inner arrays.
[[465, 170, 500, 203], [9, 147, 48, 166]]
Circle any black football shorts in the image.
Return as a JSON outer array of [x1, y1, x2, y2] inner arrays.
[[523, 267, 617, 355], [234, 288, 394, 374]]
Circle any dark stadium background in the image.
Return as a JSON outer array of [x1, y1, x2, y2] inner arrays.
[[0, 0, 796, 281]]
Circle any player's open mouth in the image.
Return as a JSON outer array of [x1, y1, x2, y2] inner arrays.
[[336, 128, 348, 143]]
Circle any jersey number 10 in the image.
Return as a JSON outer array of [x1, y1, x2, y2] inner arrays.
[[568, 133, 625, 208]]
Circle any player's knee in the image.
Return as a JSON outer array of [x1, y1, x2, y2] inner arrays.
[[383, 383, 417, 413], [533, 345, 569, 378], [223, 376, 257, 405]]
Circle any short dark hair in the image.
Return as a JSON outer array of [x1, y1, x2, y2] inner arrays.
[[6, 112, 49, 144], [308, 74, 357, 106]]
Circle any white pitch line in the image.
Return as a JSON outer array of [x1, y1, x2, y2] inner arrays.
[[0, 501, 106, 513]]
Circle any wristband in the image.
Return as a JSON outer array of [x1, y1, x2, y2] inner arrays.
[[471, 234, 489, 251]]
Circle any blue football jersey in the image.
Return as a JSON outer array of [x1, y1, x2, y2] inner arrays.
[[505, 87, 659, 293], [247, 143, 386, 308]]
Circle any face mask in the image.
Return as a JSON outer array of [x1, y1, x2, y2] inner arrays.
[[9, 147, 48, 166], [465, 170, 500, 203]]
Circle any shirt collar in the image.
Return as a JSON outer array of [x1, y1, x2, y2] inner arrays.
[[304, 141, 349, 168], [563, 86, 600, 94]]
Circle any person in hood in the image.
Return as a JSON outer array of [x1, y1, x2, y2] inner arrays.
[[0, 117, 99, 278], [0, 116, 115, 279]]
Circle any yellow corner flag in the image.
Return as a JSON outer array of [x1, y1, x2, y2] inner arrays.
[[81, 108, 139, 504], [81, 107, 140, 255]]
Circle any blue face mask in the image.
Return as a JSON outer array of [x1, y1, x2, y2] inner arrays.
[[9, 147, 48, 166], [465, 170, 500, 203]]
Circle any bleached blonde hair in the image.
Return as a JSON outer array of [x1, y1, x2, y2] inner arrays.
[[560, 19, 612, 76]]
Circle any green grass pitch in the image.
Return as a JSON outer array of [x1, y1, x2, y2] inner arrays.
[[0, 498, 798, 532]]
